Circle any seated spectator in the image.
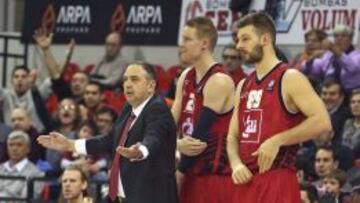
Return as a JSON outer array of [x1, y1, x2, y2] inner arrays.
[[342, 89, 360, 157], [46, 98, 82, 176], [80, 81, 107, 121], [221, 43, 246, 85], [301, 24, 360, 93], [320, 79, 352, 139], [94, 107, 118, 136], [314, 146, 339, 182], [292, 29, 327, 70], [89, 32, 128, 89], [0, 65, 53, 133], [319, 169, 350, 203], [0, 131, 44, 200], [11, 107, 45, 163], [61, 121, 107, 182], [59, 165, 93, 203], [300, 182, 319, 203]]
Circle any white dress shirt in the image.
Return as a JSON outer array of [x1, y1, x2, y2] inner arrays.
[[74, 95, 153, 198]]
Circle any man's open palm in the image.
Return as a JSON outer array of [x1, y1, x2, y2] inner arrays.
[[37, 132, 73, 152]]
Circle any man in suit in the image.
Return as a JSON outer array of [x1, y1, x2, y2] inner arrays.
[[38, 62, 178, 203]]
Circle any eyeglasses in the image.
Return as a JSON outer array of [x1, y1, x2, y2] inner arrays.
[[222, 54, 240, 60], [60, 105, 76, 111]]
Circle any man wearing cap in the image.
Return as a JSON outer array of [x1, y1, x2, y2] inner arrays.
[[301, 24, 360, 93]]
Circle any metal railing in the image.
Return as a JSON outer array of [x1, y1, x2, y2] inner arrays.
[[0, 32, 28, 87]]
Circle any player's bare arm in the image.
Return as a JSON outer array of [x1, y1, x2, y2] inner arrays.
[[227, 79, 253, 184], [203, 73, 235, 114], [254, 69, 332, 173]]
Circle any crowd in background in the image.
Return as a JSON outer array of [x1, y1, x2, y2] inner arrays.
[[0, 20, 359, 203]]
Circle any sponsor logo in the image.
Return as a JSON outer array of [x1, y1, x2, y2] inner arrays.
[[125, 5, 163, 34]]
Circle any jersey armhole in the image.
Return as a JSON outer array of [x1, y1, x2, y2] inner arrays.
[[279, 70, 300, 116]]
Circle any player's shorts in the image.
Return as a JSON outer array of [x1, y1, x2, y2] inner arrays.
[[180, 174, 235, 203], [233, 168, 300, 203]]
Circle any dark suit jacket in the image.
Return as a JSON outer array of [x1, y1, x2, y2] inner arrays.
[[86, 95, 178, 203]]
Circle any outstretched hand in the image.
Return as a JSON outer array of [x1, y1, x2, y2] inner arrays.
[[37, 132, 74, 152], [116, 142, 143, 160], [33, 28, 53, 50]]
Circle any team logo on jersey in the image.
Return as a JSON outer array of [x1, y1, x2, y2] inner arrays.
[[246, 90, 263, 109], [181, 117, 194, 136], [241, 109, 263, 143], [184, 93, 195, 113]]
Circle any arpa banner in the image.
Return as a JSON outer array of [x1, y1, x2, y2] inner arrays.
[[22, 0, 124, 44], [119, 0, 182, 45], [272, 0, 359, 44], [22, 0, 181, 45], [178, 0, 242, 45]]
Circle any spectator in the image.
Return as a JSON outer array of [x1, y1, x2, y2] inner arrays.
[[0, 65, 53, 133], [94, 107, 118, 136], [293, 29, 327, 70], [46, 98, 82, 176], [301, 24, 360, 93], [33, 29, 88, 106], [221, 43, 247, 85], [61, 121, 107, 182], [89, 32, 128, 89], [59, 165, 92, 203], [319, 169, 350, 203], [314, 146, 339, 181], [0, 131, 44, 200], [11, 107, 45, 163], [320, 79, 352, 139], [342, 89, 360, 156], [80, 81, 106, 121]]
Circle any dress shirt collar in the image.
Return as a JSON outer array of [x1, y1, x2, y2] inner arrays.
[[132, 94, 153, 117], [4, 158, 29, 172]]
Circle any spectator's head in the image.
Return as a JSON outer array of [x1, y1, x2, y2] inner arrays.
[[320, 79, 344, 111], [333, 24, 353, 52], [315, 146, 339, 178], [305, 29, 327, 54], [322, 169, 346, 198], [222, 43, 242, 72], [300, 183, 319, 203], [77, 121, 98, 139], [83, 81, 104, 109], [123, 62, 156, 108], [71, 71, 89, 97], [236, 12, 276, 64], [7, 130, 31, 164], [11, 65, 30, 96], [105, 32, 122, 61], [95, 107, 118, 135], [350, 89, 360, 118], [11, 108, 31, 131], [60, 165, 89, 202], [56, 98, 81, 130], [179, 17, 217, 64]]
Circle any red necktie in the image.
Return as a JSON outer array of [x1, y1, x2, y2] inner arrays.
[[109, 112, 136, 201]]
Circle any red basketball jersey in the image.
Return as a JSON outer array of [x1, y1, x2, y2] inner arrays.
[[237, 62, 305, 174], [179, 64, 232, 175]]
